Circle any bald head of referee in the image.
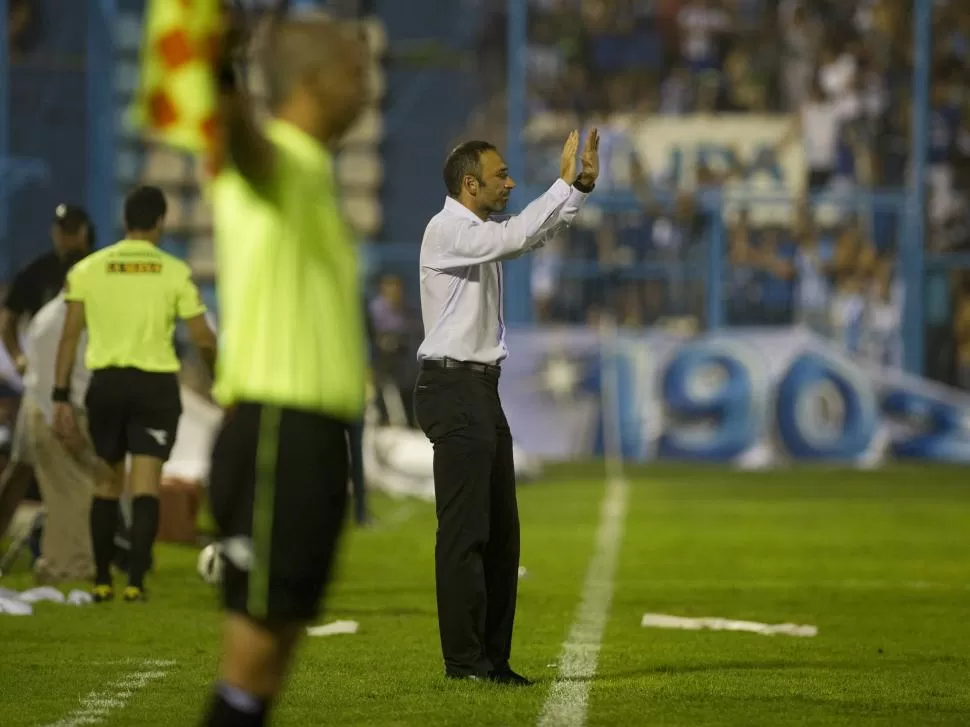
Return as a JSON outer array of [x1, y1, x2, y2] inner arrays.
[[215, 15, 369, 188], [202, 16, 371, 727], [267, 17, 368, 135]]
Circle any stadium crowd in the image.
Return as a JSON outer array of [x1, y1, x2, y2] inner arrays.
[[471, 0, 970, 382]]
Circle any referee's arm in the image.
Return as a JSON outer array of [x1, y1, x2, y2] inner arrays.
[[213, 24, 276, 194], [177, 275, 217, 379], [185, 315, 217, 379]]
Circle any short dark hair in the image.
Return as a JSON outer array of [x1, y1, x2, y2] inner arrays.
[[124, 186, 167, 231], [443, 141, 497, 196]]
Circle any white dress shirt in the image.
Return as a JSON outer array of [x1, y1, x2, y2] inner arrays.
[[417, 179, 589, 364], [23, 293, 90, 424]]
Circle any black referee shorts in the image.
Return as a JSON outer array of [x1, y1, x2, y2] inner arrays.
[[85, 367, 182, 464], [208, 402, 350, 623]]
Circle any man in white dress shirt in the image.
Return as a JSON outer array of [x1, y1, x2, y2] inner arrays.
[[414, 129, 599, 683]]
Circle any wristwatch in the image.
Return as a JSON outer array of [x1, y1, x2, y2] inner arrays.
[[573, 177, 595, 193]]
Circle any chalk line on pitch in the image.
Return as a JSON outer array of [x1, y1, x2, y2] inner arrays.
[[40, 659, 176, 727], [537, 474, 630, 727]]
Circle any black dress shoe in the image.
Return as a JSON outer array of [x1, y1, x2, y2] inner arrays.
[[486, 668, 534, 686], [445, 672, 483, 682]]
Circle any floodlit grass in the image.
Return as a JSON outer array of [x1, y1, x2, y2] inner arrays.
[[0, 465, 968, 726]]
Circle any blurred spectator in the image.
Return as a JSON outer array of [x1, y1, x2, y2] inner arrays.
[[793, 214, 834, 336], [780, 2, 822, 110], [862, 255, 904, 369], [677, 0, 731, 74], [927, 73, 961, 233], [1, 205, 91, 377], [7, 0, 39, 60], [531, 239, 562, 322], [658, 64, 693, 115], [953, 284, 970, 389], [368, 274, 421, 428], [726, 210, 760, 325], [650, 192, 703, 318], [776, 77, 854, 191], [818, 36, 858, 100], [721, 44, 769, 112], [830, 268, 866, 356], [754, 228, 795, 326]]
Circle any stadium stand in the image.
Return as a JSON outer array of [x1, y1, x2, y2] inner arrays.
[[445, 0, 970, 384]]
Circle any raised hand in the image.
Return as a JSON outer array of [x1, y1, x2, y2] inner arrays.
[[578, 127, 600, 187], [559, 130, 579, 184]]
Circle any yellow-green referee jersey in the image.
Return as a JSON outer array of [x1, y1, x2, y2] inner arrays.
[[64, 240, 207, 372], [210, 120, 365, 419]]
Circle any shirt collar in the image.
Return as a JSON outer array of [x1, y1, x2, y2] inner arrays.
[[443, 196, 486, 225]]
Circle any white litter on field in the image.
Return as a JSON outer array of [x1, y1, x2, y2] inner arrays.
[[641, 612, 818, 637], [0, 586, 92, 615], [306, 619, 360, 637]]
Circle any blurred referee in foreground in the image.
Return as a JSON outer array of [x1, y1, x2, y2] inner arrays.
[[53, 186, 217, 602], [201, 14, 369, 727], [414, 130, 599, 682]]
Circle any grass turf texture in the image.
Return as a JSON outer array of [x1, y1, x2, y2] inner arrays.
[[0, 465, 968, 726]]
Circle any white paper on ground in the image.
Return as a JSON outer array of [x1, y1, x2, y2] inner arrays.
[[20, 586, 66, 604], [306, 620, 359, 637], [0, 596, 33, 615], [641, 612, 818, 637], [0, 587, 93, 614], [66, 589, 93, 606]]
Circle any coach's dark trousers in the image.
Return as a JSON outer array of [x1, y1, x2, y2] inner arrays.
[[414, 361, 520, 677]]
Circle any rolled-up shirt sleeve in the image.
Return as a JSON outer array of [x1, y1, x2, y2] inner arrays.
[[425, 179, 589, 269]]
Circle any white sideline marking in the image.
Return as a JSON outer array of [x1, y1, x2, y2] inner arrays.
[[40, 659, 176, 727], [641, 613, 818, 637], [537, 475, 629, 727]]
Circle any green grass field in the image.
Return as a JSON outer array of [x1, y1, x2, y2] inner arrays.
[[1, 465, 969, 726]]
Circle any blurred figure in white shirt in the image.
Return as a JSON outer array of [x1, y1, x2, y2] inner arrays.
[[2, 274, 101, 583], [793, 219, 835, 337], [862, 256, 904, 369]]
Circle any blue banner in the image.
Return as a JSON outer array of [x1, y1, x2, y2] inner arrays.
[[499, 327, 970, 465]]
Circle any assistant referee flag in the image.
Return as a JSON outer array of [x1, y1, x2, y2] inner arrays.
[[130, 0, 221, 154]]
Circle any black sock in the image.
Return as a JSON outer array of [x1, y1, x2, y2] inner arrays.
[[128, 495, 159, 590], [202, 683, 268, 727], [90, 498, 119, 586]]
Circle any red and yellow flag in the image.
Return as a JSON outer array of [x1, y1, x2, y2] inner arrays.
[[130, 0, 222, 154]]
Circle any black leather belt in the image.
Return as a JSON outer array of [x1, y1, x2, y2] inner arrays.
[[421, 358, 501, 378]]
